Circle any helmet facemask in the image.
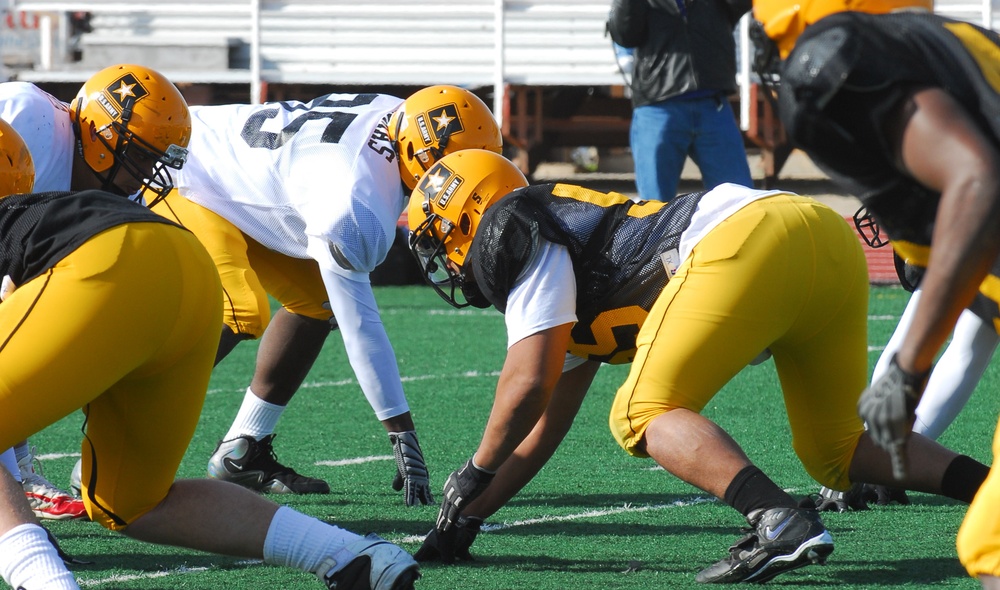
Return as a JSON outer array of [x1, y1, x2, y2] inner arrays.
[[853, 205, 889, 248], [408, 209, 480, 308], [78, 95, 188, 207], [406, 149, 529, 309]]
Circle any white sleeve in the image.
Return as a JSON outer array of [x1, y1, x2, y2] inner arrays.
[[913, 302, 999, 439], [319, 267, 409, 420], [505, 240, 578, 348]]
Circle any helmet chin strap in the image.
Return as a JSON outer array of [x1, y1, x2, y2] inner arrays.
[[103, 95, 136, 194], [74, 96, 136, 197], [459, 267, 490, 309]]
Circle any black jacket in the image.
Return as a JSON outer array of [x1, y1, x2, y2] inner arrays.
[[608, 0, 750, 108]]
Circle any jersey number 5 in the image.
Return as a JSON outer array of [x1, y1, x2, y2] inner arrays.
[[240, 94, 379, 150]]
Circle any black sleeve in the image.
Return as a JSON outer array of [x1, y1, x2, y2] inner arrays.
[[608, 0, 651, 48], [719, 0, 751, 26], [467, 202, 539, 315]]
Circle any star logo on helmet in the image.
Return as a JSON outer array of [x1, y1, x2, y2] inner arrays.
[[100, 72, 150, 119], [418, 163, 449, 200], [433, 112, 455, 132], [427, 104, 463, 141], [113, 80, 136, 101], [419, 161, 463, 208]]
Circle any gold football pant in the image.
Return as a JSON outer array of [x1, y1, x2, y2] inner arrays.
[[152, 189, 330, 339], [0, 222, 222, 530], [957, 415, 1000, 577], [610, 194, 869, 491]]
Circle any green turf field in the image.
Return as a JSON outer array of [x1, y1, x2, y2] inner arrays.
[[28, 285, 998, 589]]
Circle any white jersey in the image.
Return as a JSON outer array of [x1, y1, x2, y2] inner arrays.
[[0, 82, 74, 192], [176, 93, 406, 280], [176, 93, 412, 421]]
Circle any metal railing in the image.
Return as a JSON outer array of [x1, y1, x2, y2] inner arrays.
[[9, 0, 999, 132]]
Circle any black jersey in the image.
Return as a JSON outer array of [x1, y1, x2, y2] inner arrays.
[[466, 183, 705, 364], [0, 190, 181, 286], [777, 11, 1000, 321]]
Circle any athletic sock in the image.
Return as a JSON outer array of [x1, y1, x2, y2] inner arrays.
[[263, 506, 362, 575], [0, 524, 79, 590], [12, 442, 29, 464], [224, 387, 286, 441], [723, 465, 799, 517], [941, 455, 990, 503], [0, 448, 19, 484]]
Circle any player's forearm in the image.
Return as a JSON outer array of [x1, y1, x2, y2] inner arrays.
[[475, 381, 551, 472], [900, 189, 1000, 372]]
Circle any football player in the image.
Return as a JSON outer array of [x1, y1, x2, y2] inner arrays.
[[0, 115, 419, 590], [149, 85, 501, 505], [0, 63, 192, 522], [753, 0, 1000, 584], [405, 149, 989, 583]]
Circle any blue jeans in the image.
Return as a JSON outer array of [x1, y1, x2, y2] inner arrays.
[[630, 94, 753, 201]]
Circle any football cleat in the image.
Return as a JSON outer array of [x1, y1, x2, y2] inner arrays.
[[18, 449, 87, 521], [696, 506, 834, 584], [207, 434, 330, 494], [318, 533, 420, 590], [69, 458, 82, 498]]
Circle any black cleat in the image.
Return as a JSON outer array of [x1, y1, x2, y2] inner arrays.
[[696, 506, 834, 584], [207, 434, 330, 494]]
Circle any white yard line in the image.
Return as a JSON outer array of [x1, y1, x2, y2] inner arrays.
[[315, 455, 393, 466], [78, 561, 261, 587], [206, 369, 500, 395], [36, 452, 81, 460], [75, 499, 721, 586], [391, 497, 718, 544]]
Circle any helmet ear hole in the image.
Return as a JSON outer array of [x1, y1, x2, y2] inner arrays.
[[460, 212, 472, 235]]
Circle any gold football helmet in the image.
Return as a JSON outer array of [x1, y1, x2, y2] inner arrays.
[[754, 0, 932, 58], [389, 85, 503, 191], [70, 64, 191, 205], [0, 118, 35, 197], [407, 149, 528, 307]]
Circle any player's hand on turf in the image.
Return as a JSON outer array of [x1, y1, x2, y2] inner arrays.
[[414, 516, 484, 564], [868, 483, 911, 506], [389, 431, 434, 506], [857, 355, 928, 480], [814, 485, 871, 512], [436, 457, 495, 532]]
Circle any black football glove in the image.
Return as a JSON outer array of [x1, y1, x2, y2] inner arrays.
[[436, 457, 495, 532], [857, 355, 928, 480], [414, 516, 484, 564], [867, 483, 911, 506], [814, 484, 872, 512], [813, 482, 911, 512], [389, 431, 433, 506]]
